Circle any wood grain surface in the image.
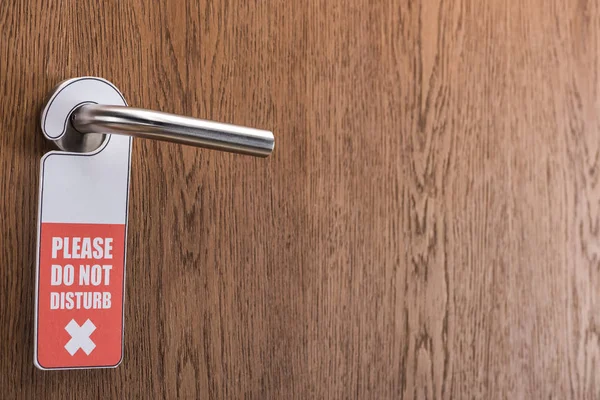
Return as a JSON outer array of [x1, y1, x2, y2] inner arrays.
[[1, 0, 600, 398]]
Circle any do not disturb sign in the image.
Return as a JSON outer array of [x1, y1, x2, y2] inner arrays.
[[35, 77, 132, 370]]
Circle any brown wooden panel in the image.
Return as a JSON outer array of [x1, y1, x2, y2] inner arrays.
[[1, 0, 600, 398]]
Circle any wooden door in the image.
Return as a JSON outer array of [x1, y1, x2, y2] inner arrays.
[[2, 1, 600, 398]]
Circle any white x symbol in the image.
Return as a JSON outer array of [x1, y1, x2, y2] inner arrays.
[[64, 319, 96, 356]]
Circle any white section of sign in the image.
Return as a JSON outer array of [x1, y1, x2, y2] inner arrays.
[[39, 77, 131, 224], [64, 319, 97, 356]]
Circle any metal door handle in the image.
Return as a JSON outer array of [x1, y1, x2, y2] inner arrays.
[[42, 78, 274, 157], [70, 104, 274, 157]]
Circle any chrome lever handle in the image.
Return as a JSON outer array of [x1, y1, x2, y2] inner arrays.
[[71, 105, 274, 157]]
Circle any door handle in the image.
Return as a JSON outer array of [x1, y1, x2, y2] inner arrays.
[[69, 104, 274, 157]]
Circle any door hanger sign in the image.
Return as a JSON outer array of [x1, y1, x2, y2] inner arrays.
[[34, 77, 132, 370]]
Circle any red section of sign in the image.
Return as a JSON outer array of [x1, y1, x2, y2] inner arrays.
[[36, 223, 126, 369]]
